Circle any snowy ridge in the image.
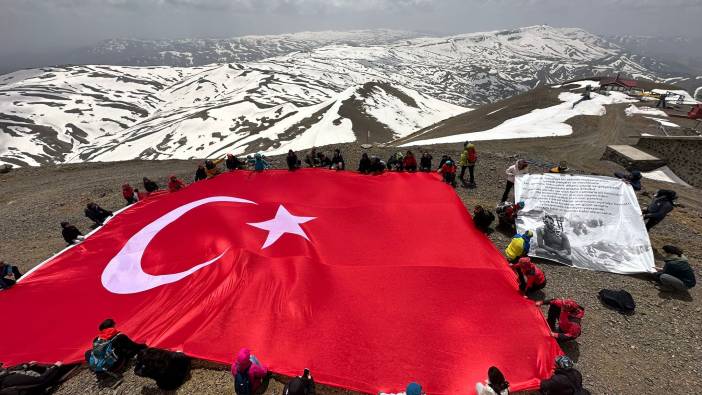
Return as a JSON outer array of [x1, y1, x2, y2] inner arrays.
[[0, 26, 694, 166]]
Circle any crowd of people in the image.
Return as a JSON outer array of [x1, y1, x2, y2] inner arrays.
[[1, 141, 695, 395]]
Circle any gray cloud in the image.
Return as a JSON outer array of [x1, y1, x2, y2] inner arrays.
[[1, 0, 701, 57]]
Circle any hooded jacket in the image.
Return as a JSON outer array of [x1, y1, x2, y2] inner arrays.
[[505, 233, 532, 261], [549, 299, 584, 339], [644, 192, 675, 221], [122, 184, 134, 200], [460, 144, 477, 166], [513, 258, 546, 290], [231, 348, 268, 393], [505, 160, 528, 183], [662, 254, 696, 288], [168, 177, 186, 192]]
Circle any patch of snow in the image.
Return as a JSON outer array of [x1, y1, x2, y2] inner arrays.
[[401, 91, 635, 146], [641, 166, 690, 187], [552, 80, 599, 90], [644, 117, 679, 128], [625, 105, 668, 117]]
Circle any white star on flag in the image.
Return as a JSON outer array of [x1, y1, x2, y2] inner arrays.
[[247, 205, 316, 249]]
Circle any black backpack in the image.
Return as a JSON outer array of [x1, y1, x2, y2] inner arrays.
[[234, 368, 251, 395], [599, 289, 635, 314]]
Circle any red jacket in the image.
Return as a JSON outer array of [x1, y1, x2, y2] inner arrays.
[[440, 163, 456, 175], [403, 155, 417, 169], [168, 178, 186, 192], [551, 299, 584, 339], [514, 259, 545, 290], [122, 184, 134, 199]]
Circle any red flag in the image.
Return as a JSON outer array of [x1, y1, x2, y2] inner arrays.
[[0, 170, 560, 394]]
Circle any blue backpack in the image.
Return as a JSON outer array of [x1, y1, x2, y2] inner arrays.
[[234, 368, 251, 395], [88, 336, 119, 373]]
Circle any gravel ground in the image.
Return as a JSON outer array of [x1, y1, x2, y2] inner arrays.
[[1, 144, 700, 395]]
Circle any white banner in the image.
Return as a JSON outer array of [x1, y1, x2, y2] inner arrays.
[[515, 173, 655, 274]]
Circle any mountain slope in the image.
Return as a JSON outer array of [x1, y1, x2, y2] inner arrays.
[[1, 26, 697, 167]]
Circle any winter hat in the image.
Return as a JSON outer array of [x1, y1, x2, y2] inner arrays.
[[406, 382, 422, 395], [517, 201, 525, 209], [236, 348, 252, 372]]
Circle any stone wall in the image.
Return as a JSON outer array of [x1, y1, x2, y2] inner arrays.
[[637, 136, 702, 187]]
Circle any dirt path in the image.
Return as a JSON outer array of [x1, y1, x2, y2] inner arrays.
[[1, 146, 700, 395]]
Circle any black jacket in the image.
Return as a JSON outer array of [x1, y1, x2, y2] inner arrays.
[[62, 225, 82, 244], [331, 154, 345, 169], [143, 180, 159, 193], [662, 256, 696, 288], [540, 368, 583, 395], [358, 157, 372, 173], [226, 157, 243, 171], [85, 205, 112, 225], [194, 168, 207, 181], [644, 197, 674, 221], [473, 210, 495, 231], [286, 153, 299, 170]]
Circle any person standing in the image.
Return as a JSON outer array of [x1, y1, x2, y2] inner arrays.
[[501, 159, 528, 203], [419, 152, 433, 172], [459, 142, 477, 187], [194, 164, 207, 182], [287, 150, 301, 171]]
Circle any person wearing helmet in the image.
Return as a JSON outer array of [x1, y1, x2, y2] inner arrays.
[[438, 157, 457, 186], [501, 159, 529, 203], [511, 257, 546, 295], [539, 355, 584, 394], [537, 299, 584, 342], [504, 230, 533, 263]]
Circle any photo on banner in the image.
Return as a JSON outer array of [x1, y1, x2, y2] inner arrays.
[[515, 173, 655, 274]]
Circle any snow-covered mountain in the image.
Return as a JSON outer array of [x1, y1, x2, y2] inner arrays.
[[0, 26, 696, 167]]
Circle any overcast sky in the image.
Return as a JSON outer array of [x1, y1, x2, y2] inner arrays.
[[2, 0, 702, 54]]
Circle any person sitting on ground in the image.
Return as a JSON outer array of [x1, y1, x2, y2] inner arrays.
[[287, 150, 301, 171], [226, 154, 245, 171], [304, 148, 319, 167], [504, 230, 533, 264], [248, 153, 270, 172], [512, 257, 546, 294], [496, 201, 524, 234], [167, 175, 186, 192], [205, 158, 224, 179], [472, 205, 495, 234], [536, 214, 572, 264], [0, 361, 64, 392], [614, 170, 642, 191], [403, 151, 418, 172], [143, 177, 159, 193], [642, 189, 676, 230], [232, 348, 268, 395], [501, 159, 528, 203], [370, 156, 386, 174], [405, 382, 423, 395], [194, 164, 207, 182], [122, 183, 136, 205], [476, 366, 509, 395], [85, 318, 147, 376], [419, 151, 433, 172], [331, 148, 345, 170], [539, 356, 583, 395], [60, 222, 84, 245], [438, 158, 457, 186], [317, 152, 332, 168], [386, 152, 404, 171], [0, 260, 22, 290], [283, 369, 316, 395], [358, 153, 372, 174], [549, 161, 569, 174], [85, 203, 113, 226], [537, 299, 584, 342], [654, 245, 696, 292]]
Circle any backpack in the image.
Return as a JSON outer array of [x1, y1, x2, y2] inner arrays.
[[88, 336, 119, 373], [234, 368, 251, 395], [599, 289, 635, 314]]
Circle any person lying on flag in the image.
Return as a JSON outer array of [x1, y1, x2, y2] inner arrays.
[[537, 299, 584, 342], [504, 230, 533, 264], [511, 257, 546, 295], [85, 318, 147, 376], [84, 202, 113, 227]]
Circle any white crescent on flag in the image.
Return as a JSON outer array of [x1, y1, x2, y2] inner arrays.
[[101, 196, 256, 294]]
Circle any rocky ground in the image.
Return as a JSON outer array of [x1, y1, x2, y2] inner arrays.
[[0, 144, 700, 394]]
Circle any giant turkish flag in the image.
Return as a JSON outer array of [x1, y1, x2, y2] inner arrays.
[[0, 170, 560, 394]]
